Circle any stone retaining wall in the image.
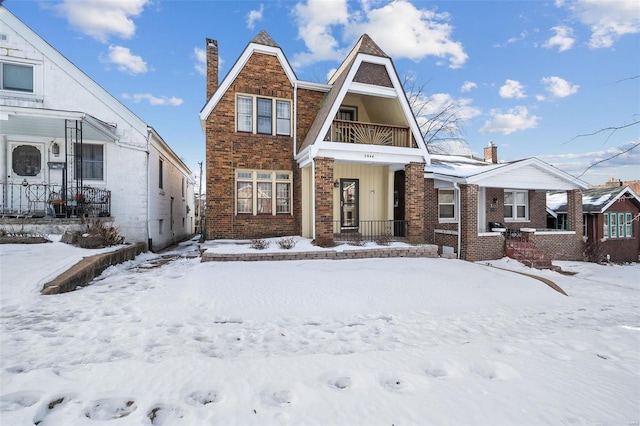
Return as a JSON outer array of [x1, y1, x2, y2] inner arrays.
[[202, 245, 438, 262]]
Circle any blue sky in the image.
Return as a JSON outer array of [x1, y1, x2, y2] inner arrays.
[[5, 0, 639, 185]]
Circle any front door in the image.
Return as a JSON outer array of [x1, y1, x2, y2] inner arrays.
[[340, 178, 359, 229]]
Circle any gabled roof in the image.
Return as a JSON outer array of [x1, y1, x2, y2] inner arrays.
[[0, 6, 147, 133], [548, 186, 640, 214], [426, 155, 588, 190], [297, 34, 429, 163], [199, 30, 297, 126]]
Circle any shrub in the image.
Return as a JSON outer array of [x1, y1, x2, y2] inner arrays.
[[348, 233, 365, 246], [375, 232, 392, 246], [250, 238, 270, 250], [276, 237, 296, 250], [85, 219, 124, 246]]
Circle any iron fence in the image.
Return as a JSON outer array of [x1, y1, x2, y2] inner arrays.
[[333, 220, 407, 243], [1, 182, 110, 219]]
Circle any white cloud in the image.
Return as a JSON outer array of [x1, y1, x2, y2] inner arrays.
[[292, 0, 467, 68], [326, 67, 338, 81], [460, 81, 477, 92], [479, 106, 539, 135], [563, 0, 640, 48], [499, 79, 526, 99], [247, 4, 265, 30], [55, 0, 150, 42], [292, 0, 350, 66], [105, 46, 147, 74], [122, 93, 183, 106], [543, 26, 575, 52], [194, 47, 206, 76], [541, 76, 579, 98]]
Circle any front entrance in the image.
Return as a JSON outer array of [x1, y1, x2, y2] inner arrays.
[[393, 170, 405, 237], [340, 178, 359, 230]]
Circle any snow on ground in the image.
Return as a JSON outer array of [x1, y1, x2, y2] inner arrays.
[[1, 238, 639, 425]]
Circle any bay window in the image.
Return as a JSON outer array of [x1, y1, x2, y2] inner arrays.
[[504, 190, 528, 221], [236, 170, 291, 215]]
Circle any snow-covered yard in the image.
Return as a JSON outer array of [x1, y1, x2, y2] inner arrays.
[[1, 238, 639, 425]]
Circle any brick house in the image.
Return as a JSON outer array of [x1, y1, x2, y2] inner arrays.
[[200, 31, 588, 262], [548, 186, 640, 262]]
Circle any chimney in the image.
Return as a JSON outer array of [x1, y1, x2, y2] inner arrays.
[[206, 38, 218, 100], [484, 141, 498, 164], [605, 177, 623, 187]]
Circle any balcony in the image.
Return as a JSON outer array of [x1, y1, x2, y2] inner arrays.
[[1, 182, 111, 219], [325, 119, 415, 148]]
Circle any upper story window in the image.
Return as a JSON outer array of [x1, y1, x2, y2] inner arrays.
[[504, 190, 528, 221], [75, 143, 104, 181], [438, 189, 457, 221], [1, 62, 34, 93], [236, 94, 291, 136], [158, 159, 164, 189]]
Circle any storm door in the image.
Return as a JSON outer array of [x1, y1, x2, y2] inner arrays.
[[340, 178, 359, 230]]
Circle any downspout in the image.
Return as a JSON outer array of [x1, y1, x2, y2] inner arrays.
[[311, 154, 316, 240], [293, 81, 298, 157], [453, 181, 461, 259], [145, 129, 151, 251]]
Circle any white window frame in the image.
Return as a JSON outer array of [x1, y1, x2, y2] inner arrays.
[[235, 94, 291, 136], [0, 61, 34, 93], [235, 169, 292, 216], [438, 188, 457, 222], [504, 190, 528, 221], [74, 143, 105, 182]]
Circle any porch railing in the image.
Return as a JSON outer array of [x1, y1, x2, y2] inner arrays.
[[326, 119, 414, 148], [333, 220, 407, 243], [1, 182, 111, 219]]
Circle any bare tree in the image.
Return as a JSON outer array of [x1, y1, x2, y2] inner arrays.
[[402, 72, 471, 154]]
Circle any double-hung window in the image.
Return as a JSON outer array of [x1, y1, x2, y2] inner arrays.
[[438, 189, 456, 221], [504, 190, 528, 221], [1, 62, 34, 92], [236, 94, 291, 136], [604, 212, 634, 239], [236, 170, 291, 215]]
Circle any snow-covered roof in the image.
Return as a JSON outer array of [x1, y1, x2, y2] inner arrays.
[[547, 186, 640, 214], [426, 154, 507, 179]]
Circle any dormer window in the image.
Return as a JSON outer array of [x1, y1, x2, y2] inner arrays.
[[1, 62, 34, 93]]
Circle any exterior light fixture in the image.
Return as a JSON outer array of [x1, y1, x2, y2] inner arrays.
[[51, 142, 60, 155], [334, 180, 340, 188]]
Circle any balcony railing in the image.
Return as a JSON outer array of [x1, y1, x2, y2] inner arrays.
[[333, 220, 407, 243], [1, 182, 111, 219], [326, 119, 415, 148]]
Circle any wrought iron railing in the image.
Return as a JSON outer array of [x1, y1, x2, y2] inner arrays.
[[1, 182, 111, 219], [333, 220, 407, 243], [326, 119, 414, 148]]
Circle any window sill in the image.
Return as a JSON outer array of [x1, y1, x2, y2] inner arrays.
[[438, 218, 458, 224], [504, 219, 530, 223]]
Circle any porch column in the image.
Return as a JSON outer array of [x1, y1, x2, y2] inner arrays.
[[405, 162, 425, 243], [566, 189, 583, 239], [459, 184, 479, 261], [314, 157, 334, 247]]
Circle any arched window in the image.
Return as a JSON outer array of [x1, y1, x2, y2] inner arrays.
[[12, 145, 41, 177]]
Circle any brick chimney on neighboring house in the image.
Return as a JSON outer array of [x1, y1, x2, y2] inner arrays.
[[206, 38, 218, 100], [605, 177, 623, 187], [484, 141, 498, 164]]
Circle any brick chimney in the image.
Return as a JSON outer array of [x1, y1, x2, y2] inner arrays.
[[206, 38, 218, 101], [484, 141, 498, 164], [605, 177, 623, 187]]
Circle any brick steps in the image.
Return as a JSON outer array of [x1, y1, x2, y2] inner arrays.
[[506, 240, 561, 271]]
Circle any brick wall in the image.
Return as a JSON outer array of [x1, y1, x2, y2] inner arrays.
[[405, 162, 425, 243], [423, 178, 437, 244], [459, 184, 479, 260], [296, 88, 325, 152], [528, 233, 584, 261], [205, 52, 297, 240], [314, 157, 334, 246], [566, 189, 583, 238], [586, 196, 640, 262]]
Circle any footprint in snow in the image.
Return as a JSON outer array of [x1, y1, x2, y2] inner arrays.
[[327, 376, 353, 390], [0, 391, 40, 412], [147, 404, 185, 425], [471, 361, 520, 381], [380, 376, 415, 394], [84, 398, 137, 420], [184, 390, 221, 406], [260, 389, 294, 407], [32, 394, 77, 425]]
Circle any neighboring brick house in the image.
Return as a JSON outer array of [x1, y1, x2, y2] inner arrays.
[[548, 186, 640, 262], [0, 7, 195, 250], [200, 31, 588, 262]]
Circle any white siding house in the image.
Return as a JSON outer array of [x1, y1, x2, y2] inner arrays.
[[0, 6, 194, 250]]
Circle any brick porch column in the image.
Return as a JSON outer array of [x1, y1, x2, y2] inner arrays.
[[459, 184, 479, 261], [566, 189, 583, 239], [314, 157, 334, 247], [405, 162, 425, 243]]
